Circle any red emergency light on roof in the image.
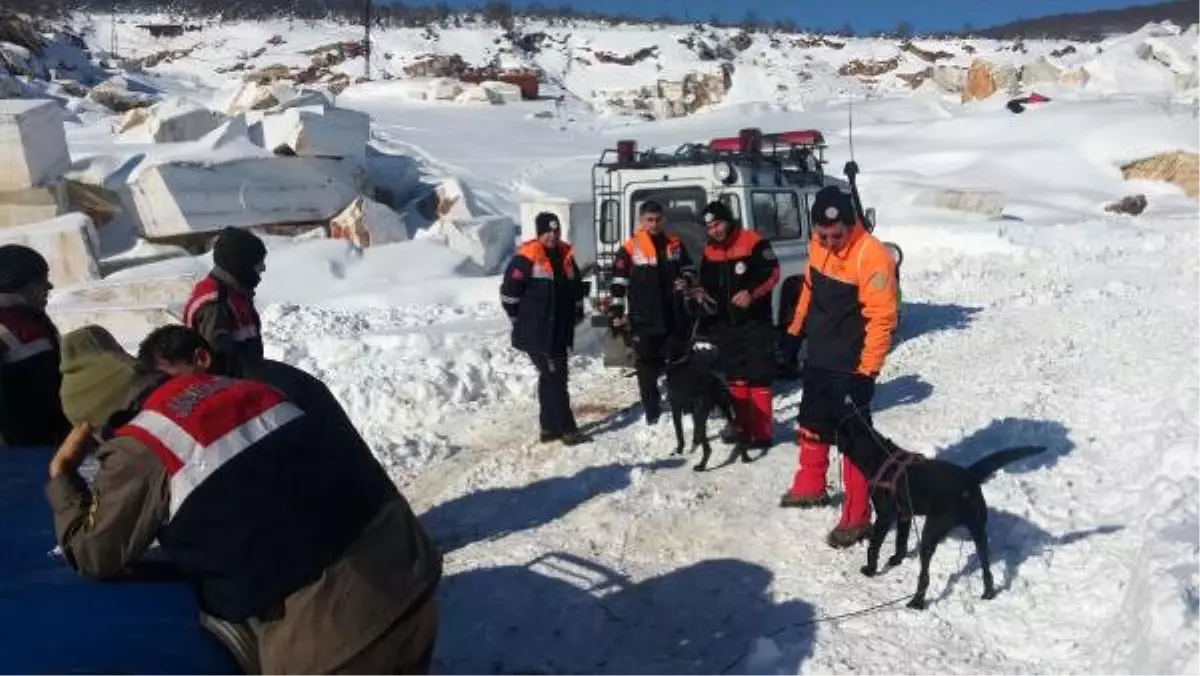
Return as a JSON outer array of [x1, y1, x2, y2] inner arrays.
[[616, 139, 637, 164], [770, 130, 825, 146], [709, 136, 743, 152], [710, 127, 764, 154]]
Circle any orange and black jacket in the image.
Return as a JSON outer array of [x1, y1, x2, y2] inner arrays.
[[698, 226, 780, 327], [500, 239, 585, 354], [787, 221, 898, 377], [609, 230, 693, 336]]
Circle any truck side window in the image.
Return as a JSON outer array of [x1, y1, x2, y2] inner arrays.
[[750, 192, 778, 237], [751, 191, 803, 240], [775, 192, 802, 240], [599, 199, 620, 244]]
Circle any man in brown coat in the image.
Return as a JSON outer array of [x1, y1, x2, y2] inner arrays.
[[47, 325, 442, 674]]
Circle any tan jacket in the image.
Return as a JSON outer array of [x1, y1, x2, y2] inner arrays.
[[46, 437, 441, 674]]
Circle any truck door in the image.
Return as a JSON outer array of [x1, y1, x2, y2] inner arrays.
[[747, 188, 811, 326]]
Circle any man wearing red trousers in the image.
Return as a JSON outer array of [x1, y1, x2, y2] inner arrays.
[[780, 185, 899, 548], [694, 201, 781, 450]]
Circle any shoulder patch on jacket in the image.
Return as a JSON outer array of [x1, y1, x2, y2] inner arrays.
[[867, 270, 889, 290], [510, 268, 525, 280]]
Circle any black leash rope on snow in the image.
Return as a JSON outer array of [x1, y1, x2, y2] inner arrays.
[[718, 592, 913, 674]]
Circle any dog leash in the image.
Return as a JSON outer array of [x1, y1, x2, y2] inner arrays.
[[718, 592, 912, 674]]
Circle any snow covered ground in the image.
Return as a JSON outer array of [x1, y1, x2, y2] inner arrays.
[[6, 11, 1200, 674]]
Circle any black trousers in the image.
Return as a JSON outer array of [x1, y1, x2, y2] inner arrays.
[[631, 332, 669, 419], [528, 353, 578, 434], [795, 365, 876, 442]]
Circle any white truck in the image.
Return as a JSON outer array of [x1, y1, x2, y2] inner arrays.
[[582, 126, 903, 370]]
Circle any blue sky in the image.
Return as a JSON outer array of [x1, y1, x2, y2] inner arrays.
[[416, 0, 1173, 33]]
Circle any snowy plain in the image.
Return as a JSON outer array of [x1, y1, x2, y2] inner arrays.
[[17, 12, 1200, 674]]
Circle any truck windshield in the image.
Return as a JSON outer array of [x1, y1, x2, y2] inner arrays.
[[630, 187, 709, 262]]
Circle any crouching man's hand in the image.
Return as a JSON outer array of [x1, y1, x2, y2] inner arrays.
[[50, 422, 95, 479]]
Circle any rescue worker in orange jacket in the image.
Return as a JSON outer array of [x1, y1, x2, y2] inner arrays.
[[0, 244, 71, 447], [694, 201, 781, 449], [183, 227, 267, 377], [608, 201, 695, 424], [781, 185, 899, 549], [500, 212, 591, 446], [48, 325, 442, 674]]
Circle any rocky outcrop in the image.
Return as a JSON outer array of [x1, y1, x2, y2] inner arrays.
[[404, 53, 470, 78], [596, 67, 730, 120], [897, 67, 934, 89], [794, 36, 845, 49], [1105, 194, 1148, 215], [0, 11, 46, 53], [900, 41, 953, 63], [593, 46, 658, 66], [838, 56, 900, 77], [1121, 151, 1199, 199], [961, 59, 1020, 102], [88, 76, 158, 112], [130, 47, 195, 69]]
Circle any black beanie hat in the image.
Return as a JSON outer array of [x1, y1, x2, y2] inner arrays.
[[700, 201, 732, 225], [212, 227, 267, 288], [535, 211, 561, 236], [811, 185, 855, 227], [0, 244, 50, 292]]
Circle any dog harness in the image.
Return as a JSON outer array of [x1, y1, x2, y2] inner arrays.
[[869, 449, 926, 508]]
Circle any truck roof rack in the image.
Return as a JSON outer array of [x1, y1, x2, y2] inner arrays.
[[594, 127, 829, 174]]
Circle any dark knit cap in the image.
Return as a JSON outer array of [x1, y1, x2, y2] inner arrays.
[[0, 244, 50, 292], [811, 185, 855, 227], [535, 211, 561, 236], [700, 201, 732, 225], [212, 227, 267, 288]]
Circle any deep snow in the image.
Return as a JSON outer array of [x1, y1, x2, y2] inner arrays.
[[12, 11, 1200, 674]]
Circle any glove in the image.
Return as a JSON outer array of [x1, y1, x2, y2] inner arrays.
[[846, 371, 876, 408]]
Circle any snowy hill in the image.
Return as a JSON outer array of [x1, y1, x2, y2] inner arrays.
[[1, 8, 1199, 675]]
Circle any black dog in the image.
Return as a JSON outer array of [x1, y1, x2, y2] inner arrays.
[[835, 409, 1045, 610], [664, 335, 748, 472]]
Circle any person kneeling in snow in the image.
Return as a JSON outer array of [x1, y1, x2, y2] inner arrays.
[[780, 186, 899, 549], [47, 325, 443, 675], [500, 212, 591, 446], [183, 227, 268, 378]]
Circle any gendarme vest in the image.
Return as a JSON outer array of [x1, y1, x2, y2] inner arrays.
[[115, 373, 388, 621]]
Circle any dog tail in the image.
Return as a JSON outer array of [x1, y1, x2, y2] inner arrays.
[[966, 445, 1046, 483]]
